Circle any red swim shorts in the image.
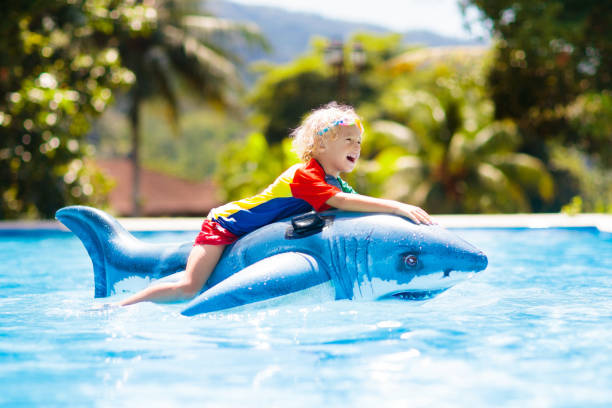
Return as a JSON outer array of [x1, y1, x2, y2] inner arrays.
[[194, 219, 238, 246]]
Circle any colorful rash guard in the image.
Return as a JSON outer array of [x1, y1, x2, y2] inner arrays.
[[207, 159, 357, 237]]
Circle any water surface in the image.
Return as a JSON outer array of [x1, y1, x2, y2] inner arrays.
[[1, 228, 611, 407]]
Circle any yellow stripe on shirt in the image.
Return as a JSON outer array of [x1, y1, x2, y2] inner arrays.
[[207, 164, 301, 220]]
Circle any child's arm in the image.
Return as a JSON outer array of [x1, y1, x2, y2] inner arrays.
[[326, 192, 435, 225]]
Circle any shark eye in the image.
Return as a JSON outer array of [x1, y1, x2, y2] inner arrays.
[[403, 254, 419, 268]]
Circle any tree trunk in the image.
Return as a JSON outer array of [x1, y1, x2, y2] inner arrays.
[[129, 98, 142, 217]]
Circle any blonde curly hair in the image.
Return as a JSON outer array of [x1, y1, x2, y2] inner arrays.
[[291, 101, 362, 162]]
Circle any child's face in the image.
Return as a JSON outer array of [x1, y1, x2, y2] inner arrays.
[[314, 125, 362, 176]]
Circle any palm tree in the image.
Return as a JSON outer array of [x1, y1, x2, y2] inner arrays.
[[116, 0, 265, 215], [351, 46, 554, 214], [367, 105, 554, 213]]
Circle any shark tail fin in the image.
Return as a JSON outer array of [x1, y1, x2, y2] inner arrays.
[[55, 205, 137, 297]]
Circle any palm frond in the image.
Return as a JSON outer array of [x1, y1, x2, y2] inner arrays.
[[472, 120, 519, 156], [447, 131, 469, 170], [411, 179, 434, 207], [162, 25, 239, 84], [371, 120, 419, 153], [477, 162, 510, 189], [476, 163, 530, 211], [395, 155, 424, 173], [147, 47, 180, 136], [182, 15, 269, 51], [491, 153, 554, 200], [182, 15, 256, 32]]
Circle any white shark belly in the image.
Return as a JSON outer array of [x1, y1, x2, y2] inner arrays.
[[352, 270, 476, 300]]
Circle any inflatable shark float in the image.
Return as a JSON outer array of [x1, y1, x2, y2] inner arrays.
[[56, 206, 488, 316]]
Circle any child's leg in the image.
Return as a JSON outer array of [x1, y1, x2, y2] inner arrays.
[[119, 244, 226, 306]]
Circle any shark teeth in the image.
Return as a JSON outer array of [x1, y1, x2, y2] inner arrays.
[[390, 289, 447, 300]]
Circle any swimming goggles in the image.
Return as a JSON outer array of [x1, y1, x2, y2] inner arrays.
[[317, 118, 363, 136]]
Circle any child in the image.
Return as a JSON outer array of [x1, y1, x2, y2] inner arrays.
[[120, 102, 434, 306]]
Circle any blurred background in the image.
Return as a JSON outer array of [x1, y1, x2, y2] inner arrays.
[[1, 0, 610, 219]]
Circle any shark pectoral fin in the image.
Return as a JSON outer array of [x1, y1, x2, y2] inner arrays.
[[181, 252, 329, 316]]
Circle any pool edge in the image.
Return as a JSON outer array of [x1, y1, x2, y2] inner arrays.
[[1, 213, 611, 233]]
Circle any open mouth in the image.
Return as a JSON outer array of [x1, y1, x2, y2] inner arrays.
[[346, 155, 356, 163]]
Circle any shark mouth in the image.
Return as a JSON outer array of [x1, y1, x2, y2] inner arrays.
[[371, 269, 477, 301], [387, 288, 448, 300]]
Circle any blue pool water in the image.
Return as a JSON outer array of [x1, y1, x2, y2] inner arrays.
[[1, 227, 611, 407]]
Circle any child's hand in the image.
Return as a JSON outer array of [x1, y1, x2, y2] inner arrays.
[[395, 204, 436, 225]]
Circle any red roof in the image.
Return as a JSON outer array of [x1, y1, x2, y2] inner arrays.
[[95, 158, 221, 217]]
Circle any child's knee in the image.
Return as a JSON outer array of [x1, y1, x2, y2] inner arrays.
[[177, 280, 202, 299]]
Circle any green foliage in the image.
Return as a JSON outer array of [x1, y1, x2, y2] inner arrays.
[[249, 34, 401, 144], [248, 53, 336, 144], [561, 196, 582, 215], [222, 35, 559, 213], [460, 0, 612, 211], [363, 53, 553, 213], [115, 0, 264, 215], [460, 0, 611, 119], [551, 145, 612, 214], [216, 33, 406, 201], [551, 91, 612, 213], [118, 0, 260, 116], [565, 91, 612, 167], [215, 132, 298, 201], [95, 99, 248, 181], [0, 0, 138, 219]]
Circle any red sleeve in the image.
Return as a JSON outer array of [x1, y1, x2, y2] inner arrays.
[[290, 159, 341, 211]]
